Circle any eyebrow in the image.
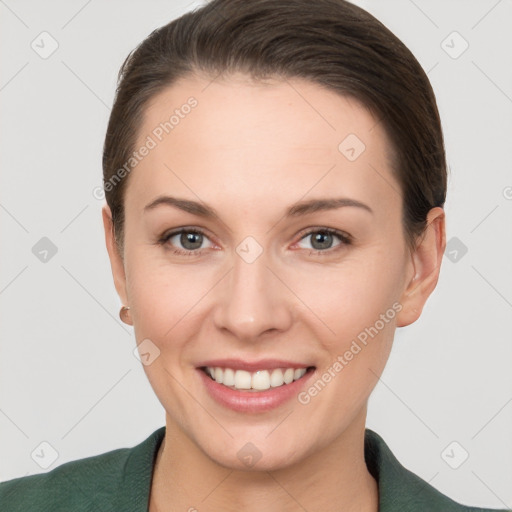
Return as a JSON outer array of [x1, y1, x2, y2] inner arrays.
[[143, 195, 373, 218]]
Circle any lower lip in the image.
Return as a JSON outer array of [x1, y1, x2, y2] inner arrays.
[[197, 368, 316, 413]]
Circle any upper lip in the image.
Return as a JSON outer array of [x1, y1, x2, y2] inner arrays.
[[197, 358, 315, 372]]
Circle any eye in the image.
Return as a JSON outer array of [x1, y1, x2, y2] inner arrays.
[[157, 226, 351, 256], [158, 227, 214, 256], [295, 228, 351, 254]]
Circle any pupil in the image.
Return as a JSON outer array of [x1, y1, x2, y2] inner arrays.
[[181, 232, 202, 250], [312, 232, 332, 250]]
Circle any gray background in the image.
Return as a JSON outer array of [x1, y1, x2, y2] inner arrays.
[[1, 0, 511, 508]]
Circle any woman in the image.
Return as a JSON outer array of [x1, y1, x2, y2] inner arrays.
[[0, 0, 508, 510]]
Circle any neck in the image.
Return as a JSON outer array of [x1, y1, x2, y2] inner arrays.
[[149, 411, 378, 512]]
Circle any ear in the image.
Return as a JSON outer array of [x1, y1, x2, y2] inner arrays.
[[396, 207, 446, 328], [102, 204, 130, 312]]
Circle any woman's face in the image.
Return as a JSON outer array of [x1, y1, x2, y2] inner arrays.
[[104, 73, 441, 470]]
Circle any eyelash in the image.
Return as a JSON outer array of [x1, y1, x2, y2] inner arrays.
[[157, 226, 352, 257]]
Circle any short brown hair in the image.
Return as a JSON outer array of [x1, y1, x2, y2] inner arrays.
[[103, 0, 446, 254]]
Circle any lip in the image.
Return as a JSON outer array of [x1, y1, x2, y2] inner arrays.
[[196, 358, 313, 372], [197, 365, 316, 413]]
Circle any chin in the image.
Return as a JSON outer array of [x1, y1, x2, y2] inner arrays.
[[198, 432, 311, 473], [212, 449, 303, 472]]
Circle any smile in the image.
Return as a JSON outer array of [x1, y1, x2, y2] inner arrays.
[[196, 358, 317, 412]]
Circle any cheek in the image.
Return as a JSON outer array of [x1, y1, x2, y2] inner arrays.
[[124, 246, 209, 344], [287, 246, 406, 345], [293, 250, 404, 422]]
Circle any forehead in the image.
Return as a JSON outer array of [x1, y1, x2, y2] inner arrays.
[[127, 73, 399, 215], [142, 72, 383, 153]]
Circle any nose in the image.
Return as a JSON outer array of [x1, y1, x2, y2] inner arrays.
[[212, 244, 293, 341]]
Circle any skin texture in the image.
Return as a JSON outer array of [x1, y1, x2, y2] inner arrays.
[[102, 73, 446, 512]]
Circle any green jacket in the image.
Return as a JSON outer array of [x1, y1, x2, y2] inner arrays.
[[0, 427, 509, 511]]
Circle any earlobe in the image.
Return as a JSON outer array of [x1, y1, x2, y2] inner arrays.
[[101, 204, 129, 307], [396, 207, 446, 328]]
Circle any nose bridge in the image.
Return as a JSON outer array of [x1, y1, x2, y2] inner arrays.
[[213, 237, 292, 340]]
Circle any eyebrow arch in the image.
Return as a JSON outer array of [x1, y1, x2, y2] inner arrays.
[[144, 196, 219, 218], [143, 195, 373, 218], [287, 197, 373, 216]]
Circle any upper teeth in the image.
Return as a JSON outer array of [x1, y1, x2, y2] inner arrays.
[[205, 366, 308, 391]]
